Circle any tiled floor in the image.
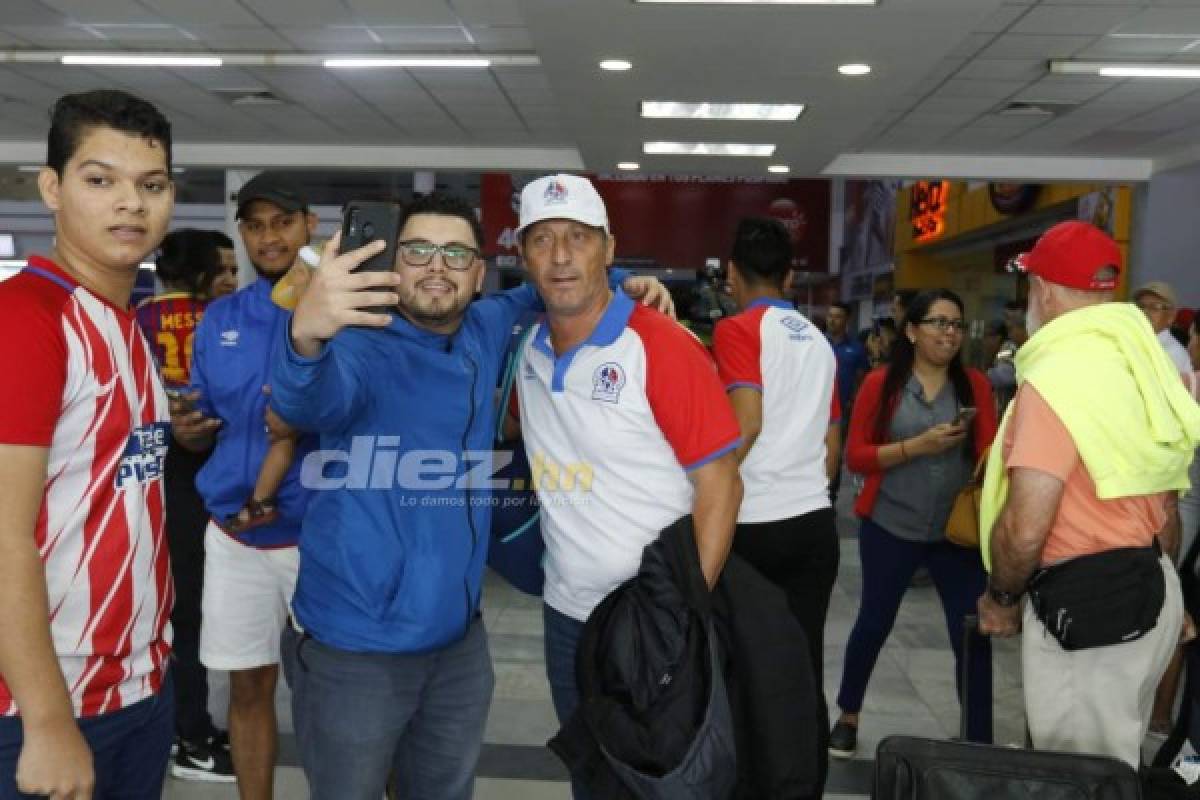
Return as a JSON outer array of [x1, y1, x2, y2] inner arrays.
[[164, 490, 1026, 799]]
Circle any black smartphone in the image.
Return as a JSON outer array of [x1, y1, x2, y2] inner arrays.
[[340, 201, 402, 316], [956, 407, 977, 427], [340, 201, 402, 274]]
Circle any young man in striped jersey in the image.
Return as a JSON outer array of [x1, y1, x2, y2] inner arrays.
[[0, 90, 176, 800]]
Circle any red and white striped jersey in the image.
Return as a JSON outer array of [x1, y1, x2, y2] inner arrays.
[[0, 256, 172, 718]]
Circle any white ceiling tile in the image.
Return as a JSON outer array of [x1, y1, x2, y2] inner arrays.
[[3, 24, 107, 46], [345, 0, 460, 26], [1075, 36, 1196, 58], [36, 0, 164, 24], [369, 26, 473, 46], [913, 95, 1002, 114], [450, 0, 524, 27], [0, 1, 67, 25], [978, 34, 1098, 60], [1010, 6, 1137, 36], [975, 6, 1030, 34], [1012, 74, 1115, 105], [1113, 7, 1200, 36], [1111, 102, 1200, 133], [83, 24, 197, 46], [276, 26, 382, 48], [936, 79, 1027, 100], [188, 26, 293, 50], [468, 26, 532, 50], [948, 33, 996, 59], [496, 71, 551, 90], [136, 0, 261, 26], [1090, 81, 1200, 105], [955, 58, 1044, 81], [238, 0, 337, 27]]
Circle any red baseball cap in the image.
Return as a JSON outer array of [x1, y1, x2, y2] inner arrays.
[[1009, 221, 1121, 291]]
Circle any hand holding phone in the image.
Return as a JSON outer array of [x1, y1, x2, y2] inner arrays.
[[340, 202, 402, 274]]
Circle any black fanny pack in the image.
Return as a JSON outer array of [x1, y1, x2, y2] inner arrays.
[[1027, 542, 1165, 651]]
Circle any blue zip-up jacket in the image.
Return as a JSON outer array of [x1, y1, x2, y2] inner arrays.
[[271, 273, 631, 653], [190, 278, 316, 548], [271, 283, 538, 652]]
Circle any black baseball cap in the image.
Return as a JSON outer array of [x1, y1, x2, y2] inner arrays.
[[235, 171, 308, 219]]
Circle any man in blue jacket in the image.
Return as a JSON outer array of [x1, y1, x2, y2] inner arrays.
[[170, 171, 318, 800], [270, 192, 668, 800]]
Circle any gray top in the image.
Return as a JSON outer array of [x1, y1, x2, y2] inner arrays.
[[871, 374, 973, 543]]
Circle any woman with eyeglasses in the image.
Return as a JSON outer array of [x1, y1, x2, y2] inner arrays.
[[828, 288, 998, 759]]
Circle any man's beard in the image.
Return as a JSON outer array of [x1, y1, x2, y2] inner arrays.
[[399, 290, 469, 331]]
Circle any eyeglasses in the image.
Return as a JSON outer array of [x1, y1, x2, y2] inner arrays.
[[1137, 301, 1172, 313], [918, 317, 966, 333], [397, 239, 480, 271]]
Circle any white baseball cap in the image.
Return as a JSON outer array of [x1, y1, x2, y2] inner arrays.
[[517, 174, 610, 235]]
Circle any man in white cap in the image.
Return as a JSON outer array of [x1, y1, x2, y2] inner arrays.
[[509, 175, 743, 787], [1134, 280, 1191, 375]]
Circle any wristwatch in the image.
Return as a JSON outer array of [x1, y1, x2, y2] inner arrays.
[[987, 584, 1022, 608]]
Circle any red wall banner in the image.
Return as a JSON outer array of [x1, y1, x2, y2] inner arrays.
[[481, 173, 831, 273]]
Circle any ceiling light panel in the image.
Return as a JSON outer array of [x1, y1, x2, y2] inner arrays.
[[324, 57, 490, 68], [61, 54, 223, 67], [640, 101, 804, 120], [1051, 60, 1200, 78], [643, 141, 776, 156]]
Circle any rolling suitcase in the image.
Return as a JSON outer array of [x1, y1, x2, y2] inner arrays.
[[872, 614, 1142, 799]]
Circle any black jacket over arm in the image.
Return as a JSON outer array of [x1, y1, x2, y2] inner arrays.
[[548, 516, 820, 799]]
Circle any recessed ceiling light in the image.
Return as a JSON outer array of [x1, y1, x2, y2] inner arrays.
[[643, 141, 776, 157], [838, 63, 871, 76], [640, 101, 805, 121], [61, 54, 223, 67], [767, 165, 790, 174], [617, 161, 640, 170], [600, 59, 633, 71], [324, 57, 490, 68], [635, 1, 876, 4], [1051, 60, 1200, 78]]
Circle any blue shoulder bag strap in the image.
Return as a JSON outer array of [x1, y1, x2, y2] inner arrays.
[[495, 323, 540, 544]]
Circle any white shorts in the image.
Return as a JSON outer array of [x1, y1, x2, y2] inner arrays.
[[199, 521, 300, 671]]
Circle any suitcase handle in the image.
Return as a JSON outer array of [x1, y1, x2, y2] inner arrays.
[[960, 614, 979, 741]]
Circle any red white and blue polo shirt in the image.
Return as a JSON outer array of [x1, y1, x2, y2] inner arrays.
[[713, 298, 840, 524], [0, 256, 172, 717], [516, 289, 740, 621]]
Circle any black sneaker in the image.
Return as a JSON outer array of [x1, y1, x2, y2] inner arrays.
[[171, 736, 235, 783], [829, 719, 858, 760], [208, 728, 230, 754]]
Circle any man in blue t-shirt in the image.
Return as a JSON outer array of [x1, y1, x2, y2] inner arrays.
[[171, 171, 318, 800], [826, 301, 868, 504]]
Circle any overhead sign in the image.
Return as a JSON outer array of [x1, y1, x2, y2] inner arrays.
[[910, 181, 950, 244]]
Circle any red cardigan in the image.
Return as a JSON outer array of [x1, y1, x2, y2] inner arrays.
[[847, 366, 998, 520]]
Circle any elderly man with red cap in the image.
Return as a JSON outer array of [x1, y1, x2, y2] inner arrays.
[[976, 221, 1200, 768]]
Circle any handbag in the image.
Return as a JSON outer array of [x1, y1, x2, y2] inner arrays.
[[1028, 542, 1165, 651], [945, 448, 988, 549]]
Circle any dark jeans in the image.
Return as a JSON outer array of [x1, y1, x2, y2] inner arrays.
[[837, 517, 993, 743], [287, 619, 494, 800], [733, 507, 839, 790], [163, 441, 213, 743], [0, 672, 174, 800], [543, 604, 590, 800]]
